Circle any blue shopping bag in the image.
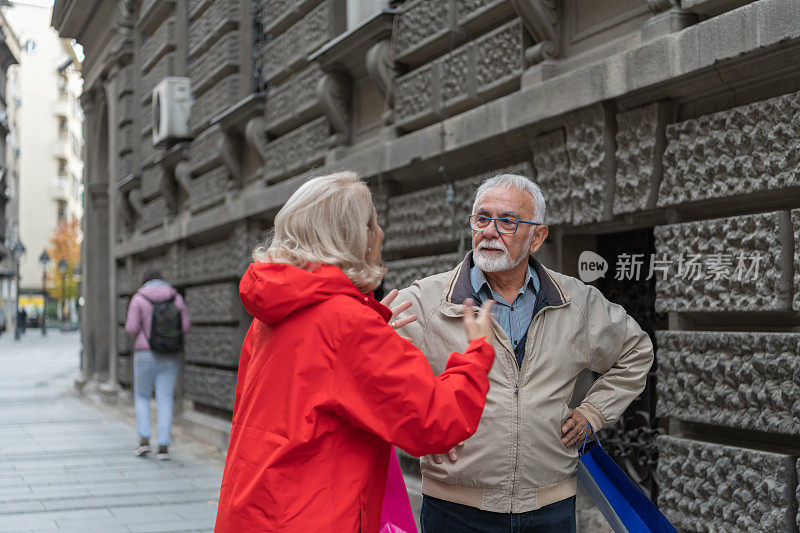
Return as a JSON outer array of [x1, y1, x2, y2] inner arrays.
[[577, 435, 677, 533]]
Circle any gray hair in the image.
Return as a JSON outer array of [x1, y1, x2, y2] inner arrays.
[[472, 173, 547, 224], [252, 171, 386, 292]]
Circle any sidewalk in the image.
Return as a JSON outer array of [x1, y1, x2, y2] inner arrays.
[[0, 330, 224, 532]]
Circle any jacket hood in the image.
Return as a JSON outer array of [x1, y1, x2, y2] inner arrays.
[[137, 281, 178, 302], [239, 262, 392, 325]]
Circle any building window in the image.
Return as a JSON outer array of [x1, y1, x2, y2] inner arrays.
[[23, 40, 37, 55], [57, 200, 67, 221]]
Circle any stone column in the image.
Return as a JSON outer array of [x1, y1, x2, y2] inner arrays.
[[76, 90, 98, 389], [99, 67, 122, 395], [88, 181, 111, 385]]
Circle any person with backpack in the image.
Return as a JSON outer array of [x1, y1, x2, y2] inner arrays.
[[124, 268, 191, 460]]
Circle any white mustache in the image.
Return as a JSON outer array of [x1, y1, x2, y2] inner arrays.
[[477, 240, 507, 252]]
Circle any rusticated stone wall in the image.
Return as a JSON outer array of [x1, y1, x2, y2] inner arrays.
[[653, 211, 792, 313], [660, 89, 800, 207], [657, 436, 797, 533], [61, 1, 800, 530], [656, 331, 800, 436]]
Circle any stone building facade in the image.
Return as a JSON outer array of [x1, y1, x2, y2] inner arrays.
[[52, 1, 800, 530], [0, 10, 19, 329]]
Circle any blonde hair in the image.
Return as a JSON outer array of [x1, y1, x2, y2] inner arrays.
[[253, 171, 386, 292]]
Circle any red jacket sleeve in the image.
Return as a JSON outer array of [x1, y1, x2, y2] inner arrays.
[[330, 306, 495, 457]]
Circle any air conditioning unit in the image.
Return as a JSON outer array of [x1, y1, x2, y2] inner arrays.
[[152, 77, 192, 145]]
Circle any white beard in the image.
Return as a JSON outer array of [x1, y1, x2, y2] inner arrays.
[[473, 239, 528, 272]]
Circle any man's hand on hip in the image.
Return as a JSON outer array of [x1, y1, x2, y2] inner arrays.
[[561, 408, 592, 447], [431, 442, 464, 464]]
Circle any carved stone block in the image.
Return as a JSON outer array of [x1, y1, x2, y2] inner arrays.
[[189, 74, 241, 134], [255, 0, 294, 33], [653, 211, 792, 313], [188, 125, 224, 173], [184, 326, 243, 367], [117, 326, 132, 355], [118, 94, 135, 127], [474, 19, 524, 94], [118, 355, 132, 386], [188, 0, 241, 59], [263, 116, 329, 183], [384, 253, 462, 291], [140, 133, 158, 166], [457, 0, 507, 25], [117, 296, 130, 325], [140, 52, 175, 104], [118, 123, 134, 156], [395, 63, 436, 125], [384, 163, 533, 254], [117, 153, 134, 182], [184, 365, 237, 411], [130, 255, 175, 289], [141, 101, 153, 136], [139, 197, 169, 232], [117, 65, 134, 98], [615, 102, 668, 214], [178, 231, 249, 284], [657, 436, 796, 532], [565, 105, 608, 224], [264, 63, 323, 133], [656, 330, 800, 435], [116, 265, 134, 295], [190, 166, 229, 210], [189, 30, 240, 96], [396, 0, 452, 63], [395, 19, 523, 131], [660, 89, 800, 207], [140, 16, 176, 73], [185, 281, 240, 323], [258, 1, 330, 85], [140, 165, 164, 200], [531, 129, 570, 225], [189, 0, 214, 18]]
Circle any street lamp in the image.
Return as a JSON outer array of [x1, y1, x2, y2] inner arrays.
[[38, 250, 50, 336], [58, 258, 67, 324], [12, 240, 25, 341]]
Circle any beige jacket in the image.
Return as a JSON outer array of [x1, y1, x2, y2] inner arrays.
[[396, 253, 653, 513]]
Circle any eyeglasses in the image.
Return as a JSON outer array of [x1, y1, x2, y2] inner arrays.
[[468, 215, 541, 235]]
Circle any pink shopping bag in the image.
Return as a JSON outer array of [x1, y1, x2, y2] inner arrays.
[[379, 449, 418, 533]]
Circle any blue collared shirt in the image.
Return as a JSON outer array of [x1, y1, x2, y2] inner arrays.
[[470, 263, 540, 351]]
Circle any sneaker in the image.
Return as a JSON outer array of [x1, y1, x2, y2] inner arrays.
[[134, 444, 150, 456], [134, 438, 150, 457], [157, 445, 169, 461]]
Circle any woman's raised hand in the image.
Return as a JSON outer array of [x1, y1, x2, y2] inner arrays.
[[381, 289, 418, 334], [461, 299, 495, 345]]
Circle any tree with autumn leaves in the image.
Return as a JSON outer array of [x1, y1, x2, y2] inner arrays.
[[46, 216, 82, 311]]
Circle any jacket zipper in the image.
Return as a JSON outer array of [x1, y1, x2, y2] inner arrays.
[[508, 302, 568, 514]]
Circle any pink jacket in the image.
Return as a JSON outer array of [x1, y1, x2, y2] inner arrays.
[[124, 280, 191, 352]]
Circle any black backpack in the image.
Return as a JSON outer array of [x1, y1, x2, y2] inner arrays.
[[142, 294, 183, 354]]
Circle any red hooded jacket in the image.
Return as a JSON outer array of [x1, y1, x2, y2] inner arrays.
[[214, 263, 495, 532]]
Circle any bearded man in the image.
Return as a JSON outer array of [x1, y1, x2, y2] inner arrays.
[[396, 174, 654, 532]]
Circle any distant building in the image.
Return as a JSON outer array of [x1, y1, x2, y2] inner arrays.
[[53, 1, 800, 531], [0, 8, 19, 333], [6, 2, 83, 323]]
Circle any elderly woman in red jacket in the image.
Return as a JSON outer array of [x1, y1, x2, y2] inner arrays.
[[214, 171, 495, 532]]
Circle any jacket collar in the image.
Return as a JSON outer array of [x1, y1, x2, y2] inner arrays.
[[443, 251, 569, 308]]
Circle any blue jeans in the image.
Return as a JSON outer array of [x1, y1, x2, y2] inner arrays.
[[133, 350, 180, 446], [421, 495, 576, 533]]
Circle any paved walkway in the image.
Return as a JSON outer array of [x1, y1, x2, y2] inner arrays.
[[0, 330, 224, 532]]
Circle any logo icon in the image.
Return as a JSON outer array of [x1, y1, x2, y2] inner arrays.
[[578, 251, 608, 283]]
